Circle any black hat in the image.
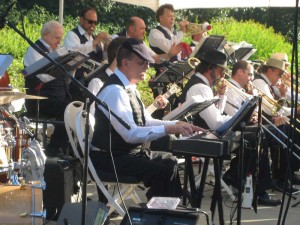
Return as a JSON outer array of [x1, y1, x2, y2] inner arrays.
[[200, 50, 228, 69], [121, 38, 155, 63]]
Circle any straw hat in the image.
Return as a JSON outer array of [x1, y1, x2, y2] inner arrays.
[[271, 53, 291, 66]]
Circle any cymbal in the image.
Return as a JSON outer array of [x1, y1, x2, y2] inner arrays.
[[0, 91, 47, 105]]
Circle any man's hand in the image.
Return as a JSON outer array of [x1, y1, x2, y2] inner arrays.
[[216, 78, 227, 95], [93, 31, 110, 48], [178, 20, 190, 33], [165, 121, 205, 137], [155, 95, 168, 109]]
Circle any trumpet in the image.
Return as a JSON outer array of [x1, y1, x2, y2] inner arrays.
[[186, 22, 212, 36]]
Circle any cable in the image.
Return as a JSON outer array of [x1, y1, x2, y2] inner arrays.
[[108, 110, 133, 225]]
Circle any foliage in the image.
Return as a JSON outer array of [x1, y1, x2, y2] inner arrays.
[[210, 18, 292, 62]]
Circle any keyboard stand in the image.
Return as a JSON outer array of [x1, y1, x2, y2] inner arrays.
[[183, 155, 225, 225]]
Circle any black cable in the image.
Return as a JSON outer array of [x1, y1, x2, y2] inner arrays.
[[108, 110, 133, 225]]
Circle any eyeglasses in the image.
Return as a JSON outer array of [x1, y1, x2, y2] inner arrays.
[[134, 59, 149, 68], [83, 17, 98, 25]]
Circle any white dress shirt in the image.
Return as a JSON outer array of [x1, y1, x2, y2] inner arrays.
[[88, 67, 113, 116], [252, 73, 291, 116], [96, 68, 176, 144], [148, 25, 184, 53], [185, 73, 231, 130], [23, 39, 57, 83], [64, 25, 94, 55]]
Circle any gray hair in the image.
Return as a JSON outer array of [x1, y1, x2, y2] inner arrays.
[[41, 20, 63, 36]]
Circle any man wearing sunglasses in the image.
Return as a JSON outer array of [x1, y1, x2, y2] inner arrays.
[[64, 7, 110, 101]]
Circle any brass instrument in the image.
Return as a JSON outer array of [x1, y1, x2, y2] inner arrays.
[[187, 57, 200, 69], [186, 22, 211, 36]]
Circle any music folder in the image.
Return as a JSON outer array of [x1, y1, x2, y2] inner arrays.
[[22, 47, 90, 78], [0, 54, 13, 77], [163, 96, 219, 121]]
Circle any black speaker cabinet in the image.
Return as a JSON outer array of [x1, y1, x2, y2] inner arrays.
[[120, 207, 211, 225], [43, 156, 76, 220], [56, 201, 108, 225]]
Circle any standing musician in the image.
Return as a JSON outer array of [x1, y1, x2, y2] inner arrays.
[[90, 38, 202, 201], [64, 7, 110, 101], [23, 21, 69, 157], [253, 56, 300, 192], [223, 60, 281, 206], [148, 4, 189, 60], [180, 50, 231, 129]]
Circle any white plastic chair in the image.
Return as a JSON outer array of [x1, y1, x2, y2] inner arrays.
[[74, 109, 142, 217], [64, 101, 84, 160]]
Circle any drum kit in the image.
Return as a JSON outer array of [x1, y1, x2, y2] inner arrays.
[[0, 71, 47, 184]]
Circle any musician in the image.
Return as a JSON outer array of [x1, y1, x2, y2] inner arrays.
[[112, 16, 182, 64], [223, 61, 281, 206], [148, 4, 189, 60], [23, 21, 70, 156], [224, 60, 254, 116], [180, 50, 231, 129], [64, 7, 110, 101], [90, 38, 202, 201], [253, 56, 300, 192]]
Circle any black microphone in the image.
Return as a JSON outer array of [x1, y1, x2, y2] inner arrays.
[[160, 58, 178, 67], [0, 1, 16, 29]]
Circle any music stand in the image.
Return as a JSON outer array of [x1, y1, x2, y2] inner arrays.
[[230, 47, 257, 61], [163, 97, 219, 121], [22, 48, 90, 78], [190, 35, 226, 60]]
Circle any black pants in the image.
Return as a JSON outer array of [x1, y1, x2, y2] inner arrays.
[[90, 149, 182, 203]]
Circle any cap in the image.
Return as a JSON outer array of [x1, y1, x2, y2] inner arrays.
[[121, 38, 155, 63]]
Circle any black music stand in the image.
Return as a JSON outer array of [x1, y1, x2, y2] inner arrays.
[[190, 35, 226, 60], [163, 98, 219, 121], [22, 48, 90, 78]]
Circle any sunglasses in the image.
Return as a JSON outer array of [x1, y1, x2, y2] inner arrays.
[[83, 17, 98, 25]]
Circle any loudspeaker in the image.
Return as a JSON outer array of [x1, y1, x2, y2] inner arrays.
[[120, 207, 211, 225], [57, 201, 108, 225], [43, 156, 78, 220]]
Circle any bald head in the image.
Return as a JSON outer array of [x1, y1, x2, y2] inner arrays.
[[126, 16, 146, 40]]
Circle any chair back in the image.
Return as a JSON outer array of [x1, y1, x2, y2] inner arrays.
[[64, 101, 84, 160]]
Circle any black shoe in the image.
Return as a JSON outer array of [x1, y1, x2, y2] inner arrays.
[[258, 192, 281, 206], [274, 181, 299, 193]]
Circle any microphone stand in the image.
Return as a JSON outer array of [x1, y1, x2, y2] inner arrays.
[[2, 15, 131, 225]]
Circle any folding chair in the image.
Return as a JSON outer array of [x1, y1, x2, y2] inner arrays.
[[74, 109, 142, 217], [64, 101, 84, 159]]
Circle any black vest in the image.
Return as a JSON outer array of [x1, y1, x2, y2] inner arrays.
[[91, 74, 145, 152], [72, 27, 103, 62], [180, 75, 210, 129], [24, 40, 70, 100], [86, 64, 110, 84], [116, 29, 127, 37]]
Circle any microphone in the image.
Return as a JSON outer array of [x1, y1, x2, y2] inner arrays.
[[160, 58, 178, 67], [0, 2, 16, 29]]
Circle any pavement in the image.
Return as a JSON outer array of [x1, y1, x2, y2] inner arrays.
[[42, 164, 300, 225]]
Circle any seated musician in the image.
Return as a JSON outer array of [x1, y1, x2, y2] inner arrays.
[[90, 38, 203, 201], [23, 21, 70, 157], [180, 50, 231, 130], [253, 56, 300, 193], [223, 60, 281, 206]]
